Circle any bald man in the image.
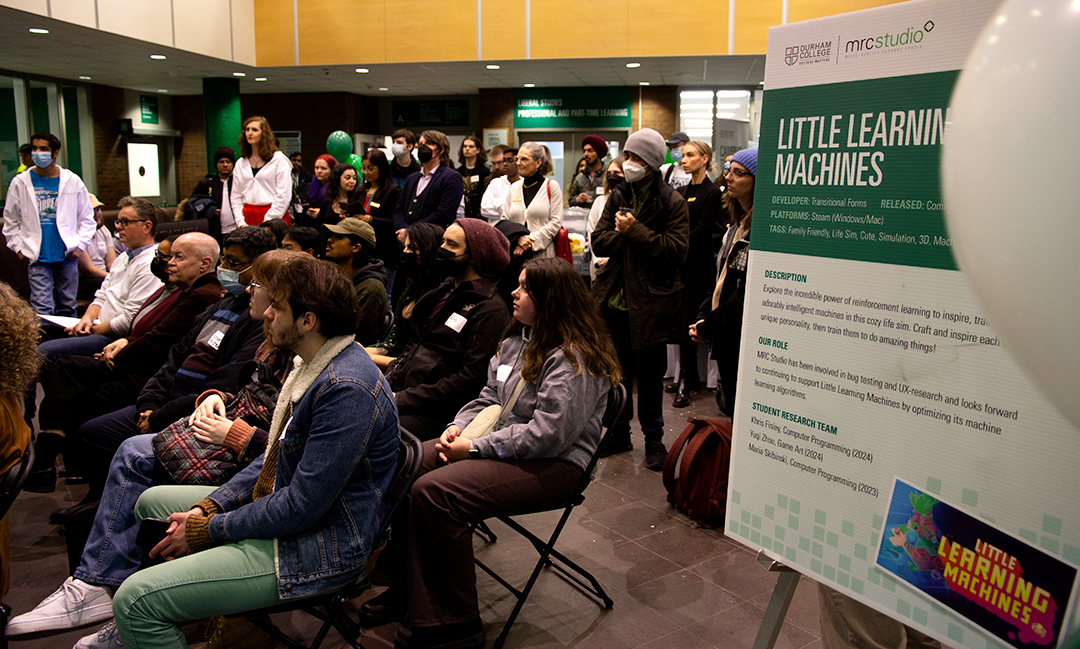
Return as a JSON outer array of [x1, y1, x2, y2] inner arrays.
[[28, 231, 226, 494]]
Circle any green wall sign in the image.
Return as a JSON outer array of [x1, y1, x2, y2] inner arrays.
[[139, 94, 159, 125], [514, 87, 631, 129]]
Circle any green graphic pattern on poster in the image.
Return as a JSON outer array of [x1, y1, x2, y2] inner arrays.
[[753, 72, 958, 271]]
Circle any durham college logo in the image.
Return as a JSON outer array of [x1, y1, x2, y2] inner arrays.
[[785, 41, 833, 67]]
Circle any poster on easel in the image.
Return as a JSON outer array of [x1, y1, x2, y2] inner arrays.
[[724, 2, 1080, 649]]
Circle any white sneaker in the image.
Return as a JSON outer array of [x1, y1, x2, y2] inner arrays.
[[5, 577, 114, 636], [74, 621, 123, 648]]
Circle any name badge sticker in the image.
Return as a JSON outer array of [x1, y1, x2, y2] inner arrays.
[[496, 364, 513, 382], [207, 330, 225, 350], [370, 202, 381, 209], [686, 197, 697, 202], [512, 197, 523, 202], [470, 175, 479, 183], [445, 312, 467, 333]]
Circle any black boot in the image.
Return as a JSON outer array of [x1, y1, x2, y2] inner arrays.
[[672, 379, 691, 408], [24, 432, 63, 493]]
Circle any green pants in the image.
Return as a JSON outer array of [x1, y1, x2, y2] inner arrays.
[[112, 486, 281, 649]]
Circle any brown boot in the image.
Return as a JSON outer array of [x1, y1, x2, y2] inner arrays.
[[195, 615, 281, 649]]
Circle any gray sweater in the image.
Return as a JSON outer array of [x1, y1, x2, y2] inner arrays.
[[452, 330, 610, 472]]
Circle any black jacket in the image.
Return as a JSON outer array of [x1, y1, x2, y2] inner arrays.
[[189, 174, 234, 240], [363, 182, 404, 268], [386, 278, 510, 423], [137, 292, 266, 432], [591, 177, 690, 348]]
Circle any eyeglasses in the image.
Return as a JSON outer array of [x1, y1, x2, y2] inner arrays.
[[219, 258, 252, 271], [116, 218, 148, 228], [516, 156, 533, 163], [248, 280, 265, 292], [726, 168, 751, 179], [154, 250, 172, 262]]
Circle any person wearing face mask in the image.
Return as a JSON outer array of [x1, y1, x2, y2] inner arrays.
[[591, 128, 689, 472], [659, 131, 693, 190], [390, 128, 422, 188], [3, 131, 97, 317], [384, 218, 511, 440], [587, 157, 624, 282], [500, 142, 563, 259], [669, 141, 727, 408], [393, 130, 465, 245]]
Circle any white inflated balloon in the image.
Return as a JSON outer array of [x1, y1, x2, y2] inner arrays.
[[942, 0, 1080, 428]]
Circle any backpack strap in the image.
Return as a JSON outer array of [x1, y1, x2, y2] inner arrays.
[[663, 418, 704, 495]]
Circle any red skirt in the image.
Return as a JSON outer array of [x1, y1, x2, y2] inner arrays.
[[242, 204, 291, 226]]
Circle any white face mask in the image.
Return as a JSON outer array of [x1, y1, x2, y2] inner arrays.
[[622, 160, 647, 183], [391, 143, 408, 158]]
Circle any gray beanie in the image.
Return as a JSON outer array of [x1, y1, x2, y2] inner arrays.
[[623, 128, 667, 171]]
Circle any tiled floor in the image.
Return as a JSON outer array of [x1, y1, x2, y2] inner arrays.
[[6, 383, 823, 649]]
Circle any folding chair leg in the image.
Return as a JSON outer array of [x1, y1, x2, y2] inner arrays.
[[472, 520, 498, 543]]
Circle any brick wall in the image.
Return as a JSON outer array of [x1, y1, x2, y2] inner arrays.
[[632, 86, 679, 136], [242, 92, 379, 168], [91, 84, 129, 208], [479, 88, 515, 142], [174, 94, 207, 203]]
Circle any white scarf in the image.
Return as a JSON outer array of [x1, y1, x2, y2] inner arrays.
[[266, 335, 356, 459]]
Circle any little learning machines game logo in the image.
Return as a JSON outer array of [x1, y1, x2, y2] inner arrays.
[[785, 41, 833, 67], [876, 480, 1076, 649]]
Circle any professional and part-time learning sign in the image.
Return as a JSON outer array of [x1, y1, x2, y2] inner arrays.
[[725, 2, 1080, 648]]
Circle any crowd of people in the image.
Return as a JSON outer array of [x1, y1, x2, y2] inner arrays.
[[1, 120, 759, 649]]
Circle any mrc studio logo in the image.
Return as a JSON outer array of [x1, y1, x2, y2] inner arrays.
[[784, 40, 833, 67], [843, 20, 936, 58]]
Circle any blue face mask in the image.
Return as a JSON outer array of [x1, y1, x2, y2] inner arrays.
[[32, 151, 53, 168], [217, 267, 246, 295], [669, 148, 684, 164]]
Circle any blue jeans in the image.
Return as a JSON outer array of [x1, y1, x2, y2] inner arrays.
[[28, 258, 79, 316], [74, 435, 171, 588]]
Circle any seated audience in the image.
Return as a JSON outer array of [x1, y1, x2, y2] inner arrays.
[[366, 222, 445, 369], [258, 215, 289, 246], [361, 258, 621, 649], [0, 282, 40, 601], [322, 219, 390, 345], [384, 218, 510, 440], [4, 250, 301, 645], [27, 231, 224, 493], [280, 225, 321, 257]]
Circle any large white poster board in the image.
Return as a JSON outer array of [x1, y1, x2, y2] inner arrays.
[[726, 2, 1080, 649]]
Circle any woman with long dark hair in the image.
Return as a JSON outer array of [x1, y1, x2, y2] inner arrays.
[[363, 258, 622, 649], [301, 154, 338, 226], [358, 149, 404, 292], [690, 147, 755, 416], [229, 116, 293, 226], [457, 135, 490, 221], [314, 163, 361, 226]]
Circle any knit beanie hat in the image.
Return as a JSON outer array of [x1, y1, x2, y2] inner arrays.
[[731, 148, 758, 177], [581, 135, 609, 159], [214, 146, 236, 163], [454, 218, 510, 277], [623, 128, 667, 171]]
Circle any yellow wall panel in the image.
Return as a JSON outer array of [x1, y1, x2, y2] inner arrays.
[[627, 0, 727, 56], [734, 0, 781, 54], [50, 0, 97, 28], [789, 0, 907, 24], [255, 0, 294, 67], [481, 1, 526, 61], [298, 0, 387, 65], [384, 0, 476, 62], [531, 0, 627, 59]]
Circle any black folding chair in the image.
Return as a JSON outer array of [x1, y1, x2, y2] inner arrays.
[[473, 384, 626, 649], [0, 443, 34, 649], [238, 428, 424, 649]]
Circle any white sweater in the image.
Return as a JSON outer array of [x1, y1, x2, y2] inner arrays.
[[229, 151, 292, 222], [3, 167, 95, 262], [501, 178, 562, 258]]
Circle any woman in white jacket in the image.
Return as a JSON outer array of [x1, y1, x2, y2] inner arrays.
[[501, 142, 561, 258], [229, 116, 293, 227]]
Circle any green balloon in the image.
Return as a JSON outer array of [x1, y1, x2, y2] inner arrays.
[[326, 130, 352, 160], [345, 153, 364, 171]]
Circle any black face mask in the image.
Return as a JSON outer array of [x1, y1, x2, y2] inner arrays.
[[399, 251, 420, 271], [150, 255, 170, 283], [417, 145, 434, 164], [434, 247, 470, 277], [606, 173, 624, 190]]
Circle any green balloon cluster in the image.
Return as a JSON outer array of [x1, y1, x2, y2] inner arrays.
[[345, 153, 364, 171], [326, 130, 353, 160]]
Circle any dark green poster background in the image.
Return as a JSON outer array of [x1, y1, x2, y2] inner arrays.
[[753, 71, 960, 271]]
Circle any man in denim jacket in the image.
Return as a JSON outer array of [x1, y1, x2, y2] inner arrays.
[[92, 256, 395, 648]]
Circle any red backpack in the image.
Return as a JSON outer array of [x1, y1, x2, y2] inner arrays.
[[662, 418, 733, 528]]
